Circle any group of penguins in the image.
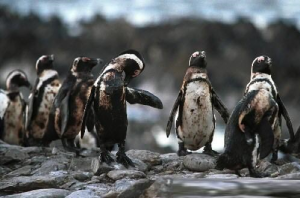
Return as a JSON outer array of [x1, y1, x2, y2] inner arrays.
[[0, 49, 298, 177]]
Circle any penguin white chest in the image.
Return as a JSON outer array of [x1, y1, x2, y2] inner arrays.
[[178, 81, 214, 150]]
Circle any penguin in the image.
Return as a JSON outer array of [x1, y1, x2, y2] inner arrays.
[[42, 57, 102, 153], [166, 51, 229, 156], [0, 70, 31, 145], [216, 89, 278, 177], [244, 55, 294, 162], [25, 55, 61, 146], [81, 49, 163, 167], [216, 55, 294, 177]]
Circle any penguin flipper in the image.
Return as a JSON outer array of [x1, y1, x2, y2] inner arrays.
[[257, 116, 274, 159], [81, 86, 96, 138], [0, 90, 9, 139], [277, 94, 295, 141], [26, 79, 39, 130], [60, 92, 70, 136], [166, 91, 182, 137], [125, 87, 163, 109], [211, 87, 229, 124]]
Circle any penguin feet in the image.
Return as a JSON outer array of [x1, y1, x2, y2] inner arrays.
[[116, 151, 135, 168], [100, 151, 115, 164]]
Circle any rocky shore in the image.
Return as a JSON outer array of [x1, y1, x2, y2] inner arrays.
[[1, 141, 300, 197]]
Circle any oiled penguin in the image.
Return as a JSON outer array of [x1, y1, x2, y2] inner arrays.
[[216, 89, 278, 177], [166, 51, 229, 156], [216, 55, 294, 177], [244, 55, 294, 162], [25, 55, 61, 146], [42, 57, 102, 153], [0, 70, 31, 145], [81, 49, 163, 167]]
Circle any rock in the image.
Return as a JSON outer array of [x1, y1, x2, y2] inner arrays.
[[126, 150, 162, 166], [0, 147, 29, 165], [5, 165, 32, 178], [113, 179, 153, 198], [69, 157, 93, 172], [90, 158, 114, 176], [107, 170, 146, 180], [0, 166, 12, 176], [66, 190, 98, 198], [183, 154, 216, 172], [256, 160, 279, 176], [113, 158, 149, 173], [278, 162, 300, 175], [205, 174, 239, 179], [4, 188, 70, 198], [0, 174, 69, 193], [22, 147, 52, 156], [73, 172, 93, 182], [145, 178, 300, 197], [160, 153, 181, 164], [277, 172, 300, 179], [24, 156, 49, 166], [32, 157, 69, 176], [85, 183, 111, 196]]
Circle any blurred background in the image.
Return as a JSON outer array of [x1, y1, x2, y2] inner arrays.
[[0, 0, 299, 153]]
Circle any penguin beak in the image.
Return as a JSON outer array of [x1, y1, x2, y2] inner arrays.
[[49, 54, 55, 61], [200, 51, 206, 58], [24, 80, 32, 90]]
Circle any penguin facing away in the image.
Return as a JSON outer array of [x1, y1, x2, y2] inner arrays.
[[216, 89, 278, 177], [0, 70, 31, 145], [81, 49, 163, 167], [216, 55, 294, 177], [25, 55, 61, 146], [42, 56, 102, 153], [244, 55, 294, 162], [166, 51, 229, 156]]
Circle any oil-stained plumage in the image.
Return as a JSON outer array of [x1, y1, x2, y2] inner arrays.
[[42, 57, 102, 153], [81, 49, 163, 167], [0, 70, 31, 145], [243, 55, 294, 162], [25, 55, 61, 146], [166, 51, 229, 156], [216, 89, 278, 177]]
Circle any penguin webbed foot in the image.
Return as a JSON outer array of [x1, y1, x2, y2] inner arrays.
[[177, 142, 192, 156], [116, 151, 135, 168], [100, 150, 115, 164]]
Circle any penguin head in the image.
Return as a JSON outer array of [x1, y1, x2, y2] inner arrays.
[[6, 69, 31, 91], [36, 55, 55, 75], [117, 49, 145, 86], [189, 51, 207, 68], [71, 57, 103, 73], [251, 55, 272, 76]]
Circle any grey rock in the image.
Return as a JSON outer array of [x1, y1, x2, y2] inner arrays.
[[278, 162, 300, 175], [22, 147, 52, 156], [73, 171, 93, 182], [107, 170, 146, 180], [160, 153, 181, 164], [85, 183, 111, 196], [5, 165, 32, 177], [0, 174, 69, 193], [0, 147, 29, 165], [4, 188, 70, 198], [66, 190, 98, 198], [145, 178, 300, 197], [91, 158, 114, 175], [256, 160, 279, 176], [24, 156, 48, 166], [183, 153, 216, 172], [113, 158, 149, 173], [277, 172, 300, 179], [0, 166, 12, 176], [205, 173, 239, 179], [31, 157, 69, 176], [69, 157, 93, 172], [114, 179, 153, 198], [126, 150, 162, 166]]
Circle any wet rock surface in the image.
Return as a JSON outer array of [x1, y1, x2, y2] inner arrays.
[[1, 141, 300, 197]]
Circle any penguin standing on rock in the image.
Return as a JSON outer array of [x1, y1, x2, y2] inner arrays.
[[81, 49, 163, 167], [216, 56, 294, 177], [42, 57, 102, 153], [166, 51, 229, 156], [0, 70, 31, 145], [25, 55, 61, 146]]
